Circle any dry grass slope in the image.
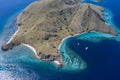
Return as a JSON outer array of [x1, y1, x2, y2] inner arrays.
[[2, 0, 117, 64]]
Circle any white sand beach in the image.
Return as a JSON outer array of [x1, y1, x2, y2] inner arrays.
[[53, 60, 61, 65], [57, 30, 115, 51], [57, 36, 71, 50], [57, 33, 81, 50], [22, 43, 61, 65], [7, 28, 20, 44], [21, 43, 40, 58]]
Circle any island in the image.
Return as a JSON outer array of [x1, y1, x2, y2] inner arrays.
[[1, 0, 117, 68]]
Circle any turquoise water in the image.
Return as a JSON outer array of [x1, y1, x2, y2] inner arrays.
[[0, 0, 120, 80]]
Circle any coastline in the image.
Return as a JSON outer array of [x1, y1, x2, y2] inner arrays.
[[57, 31, 115, 51], [6, 21, 116, 68], [7, 28, 20, 44], [6, 26, 61, 65], [22, 43, 61, 66], [22, 43, 38, 57], [1, 0, 120, 79], [3, 0, 119, 70]]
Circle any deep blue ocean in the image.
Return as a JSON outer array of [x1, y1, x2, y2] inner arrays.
[[0, 0, 120, 80]]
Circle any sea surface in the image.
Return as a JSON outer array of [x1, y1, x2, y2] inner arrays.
[[0, 0, 120, 80]]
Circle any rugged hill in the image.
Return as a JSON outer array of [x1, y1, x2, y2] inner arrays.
[[2, 0, 116, 67]]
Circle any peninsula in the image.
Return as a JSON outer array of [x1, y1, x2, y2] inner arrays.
[[1, 0, 117, 68]]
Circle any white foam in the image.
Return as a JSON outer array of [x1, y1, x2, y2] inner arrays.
[[53, 60, 61, 65]]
